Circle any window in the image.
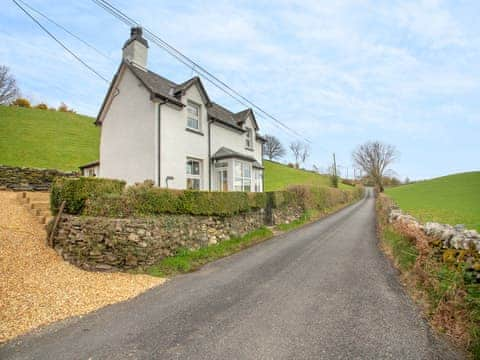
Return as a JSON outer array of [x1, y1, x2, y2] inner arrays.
[[186, 158, 201, 190], [254, 170, 262, 192], [245, 128, 253, 149], [187, 101, 200, 130], [234, 160, 252, 192]]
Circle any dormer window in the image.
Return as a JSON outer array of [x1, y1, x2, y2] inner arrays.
[[245, 128, 253, 149], [187, 100, 200, 130]]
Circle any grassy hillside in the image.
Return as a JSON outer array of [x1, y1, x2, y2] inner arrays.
[[386, 172, 480, 231], [264, 160, 343, 191], [0, 106, 342, 191], [0, 106, 99, 171]]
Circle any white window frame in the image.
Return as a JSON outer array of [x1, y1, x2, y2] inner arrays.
[[245, 128, 253, 149], [187, 100, 201, 130], [234, 160, 252, 192], [186, 158, 202, 190], [254, 169, 262, 192]]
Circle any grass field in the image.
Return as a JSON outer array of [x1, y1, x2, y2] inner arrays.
[[0, 106, 99, 171], [386, 172, 480, 231], [1, 106, 341, 190], [263, 160, 345, 191]]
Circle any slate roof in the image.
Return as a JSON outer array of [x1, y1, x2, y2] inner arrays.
[[99, 60, 261, 135], [127, 63, 256, 131], [79, 160, 100, 169], [212, 147, 263, 169], [127, 63, 182, 105]]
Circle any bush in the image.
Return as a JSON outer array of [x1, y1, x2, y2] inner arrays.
[[35, 103, 48, 110], [58, 102, 69, 112], [51, 177, 126, 215], [11, 98, 31, 108], [285, 184, 364, 211], [330, 174, 339, 188], [84, 183, 263, 217]]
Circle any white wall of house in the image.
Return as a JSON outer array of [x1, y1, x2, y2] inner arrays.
[[159, 84, 209, 190], [99, 67, 156, 184]]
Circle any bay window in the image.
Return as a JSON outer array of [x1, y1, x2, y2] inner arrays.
[[254, 170, 262, 192], [186, 158, 201, 190], [234, 160, 252, 192]]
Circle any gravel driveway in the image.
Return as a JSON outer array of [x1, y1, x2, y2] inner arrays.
[[0, 189, 461, 359], [0, 191, 163, 343]]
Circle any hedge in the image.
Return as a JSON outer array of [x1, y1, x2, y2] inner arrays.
[[53, 178, 364, 218], [83, 183, 268, 217], [286, 184, 364, 211], [51, 177, 126, 215]]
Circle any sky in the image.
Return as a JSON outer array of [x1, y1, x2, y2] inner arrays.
[[1, 0, 479, 180]]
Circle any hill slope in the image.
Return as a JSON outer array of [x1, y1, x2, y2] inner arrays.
[[0, 106, 339, 190], [264, 160, 341, 191], [386, 172, 480, 231], [0, 106, 99, 171]]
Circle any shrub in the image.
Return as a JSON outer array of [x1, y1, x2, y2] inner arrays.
[[247, 192, 267, 209], [11, 98, 31, 108], [51, 177, 126, 215], [342, 179, 355, 187], [330, 174, 339, 188], [58, 102, 68, 112], [58, 102, 75, 113], [285, 184, 364, 211], [35, 103, 48, 110], [84, 184, 259, 217]]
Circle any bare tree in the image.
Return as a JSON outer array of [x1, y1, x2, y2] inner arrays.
[[300, 144, 310, 165], [263, 135, 286, 160], [290, 141, 310, 168], [352, 141, 398, 192], [0, 65, 19, 105], [289, 141, 303, 168]]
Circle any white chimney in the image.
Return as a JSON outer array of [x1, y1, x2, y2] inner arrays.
[[122, 27, 148, 70]]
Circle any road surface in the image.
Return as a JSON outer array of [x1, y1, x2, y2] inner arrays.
[[0, 189, 461, 359]]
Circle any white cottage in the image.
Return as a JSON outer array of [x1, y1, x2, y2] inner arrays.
[[90, 27, 265, 192]]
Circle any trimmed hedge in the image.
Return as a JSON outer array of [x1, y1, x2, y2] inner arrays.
[[53, 177, 363, 218], [51, 177, 126, 215], [83, 183, 268, 217], [286, 184, 364, 211]]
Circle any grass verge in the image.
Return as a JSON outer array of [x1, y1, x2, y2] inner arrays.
[[145, 227, 273, 277], [377, 194, 480, 358]]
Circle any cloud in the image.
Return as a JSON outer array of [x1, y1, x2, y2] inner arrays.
[[2, 0, 480, 178]]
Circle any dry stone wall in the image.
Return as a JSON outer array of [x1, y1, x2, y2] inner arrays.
[[0, 165, 76, 191], [388, 208, 480, 253], [52, 205, 302, 271]]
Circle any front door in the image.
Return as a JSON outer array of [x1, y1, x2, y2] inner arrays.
[[217, 169, 228, 192]]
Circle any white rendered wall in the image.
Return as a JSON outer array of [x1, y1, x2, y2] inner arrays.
[[99, 68, 156, 184]]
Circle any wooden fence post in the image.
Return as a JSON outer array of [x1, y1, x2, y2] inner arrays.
[[48, 200, 66, 248]]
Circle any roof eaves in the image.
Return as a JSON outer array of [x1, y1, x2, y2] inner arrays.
[[79, 160, 100, 169]]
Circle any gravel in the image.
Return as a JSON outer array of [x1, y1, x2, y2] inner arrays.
[[0, 191, 164, 343]]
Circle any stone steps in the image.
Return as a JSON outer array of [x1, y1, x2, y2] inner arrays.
[[16, 192, 53, 227]]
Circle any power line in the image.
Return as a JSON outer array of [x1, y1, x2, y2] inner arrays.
[[16, 0, 112, 61], [91, 0, 313, 144], [12, 0, 110, 84]]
